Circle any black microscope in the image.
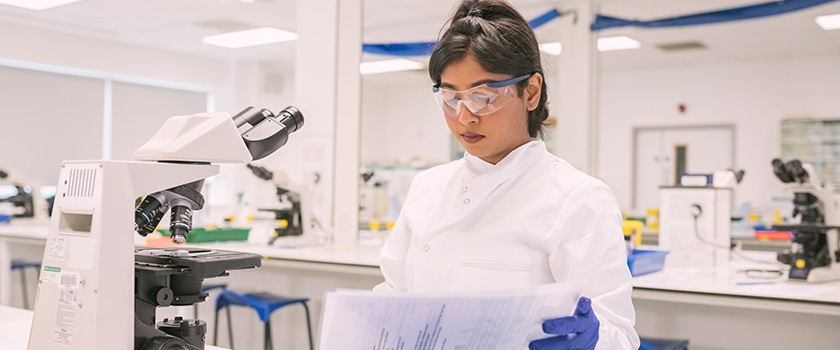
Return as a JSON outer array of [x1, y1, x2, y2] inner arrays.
[[771, 158, 840, 282]]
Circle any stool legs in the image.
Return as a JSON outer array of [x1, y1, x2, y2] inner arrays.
[[226, 306, 233, 347], [265, 320, 273, 350], [19, 267, 28, 309], [302, 302, 314, 350], [212, 306, 235, 348], [213, 308, 219, 345], [214, 302, 314, 350]]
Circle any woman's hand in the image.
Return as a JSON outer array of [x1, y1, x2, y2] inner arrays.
[[529, 297, 599, 350]]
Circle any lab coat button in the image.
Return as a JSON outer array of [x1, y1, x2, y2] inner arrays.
[[463, 198, 470, 205], [423, 245, 430, 252], [461, 186, 468, 193]]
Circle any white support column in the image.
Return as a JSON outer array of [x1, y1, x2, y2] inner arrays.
[[550, 0, 600, 175], [333, 0, 363, 247], [294, 0, 363, 248]]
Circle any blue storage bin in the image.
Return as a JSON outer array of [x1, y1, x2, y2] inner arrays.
[[627, 250, 668, 276]]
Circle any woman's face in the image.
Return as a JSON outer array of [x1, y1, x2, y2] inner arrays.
[[439, 55, 541, 164]]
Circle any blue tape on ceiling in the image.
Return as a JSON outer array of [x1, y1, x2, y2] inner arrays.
[[363, 8, 563, 56], [591, 0, 839, 31], [363, 0, 839, 56]]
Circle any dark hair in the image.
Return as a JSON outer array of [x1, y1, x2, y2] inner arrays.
[[429, 0, 549, 138]]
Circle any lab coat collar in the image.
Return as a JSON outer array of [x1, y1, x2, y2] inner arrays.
[[463, 139, 545, 181]]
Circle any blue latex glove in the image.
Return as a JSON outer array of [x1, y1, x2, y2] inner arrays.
[[529, 297, 600, 350]]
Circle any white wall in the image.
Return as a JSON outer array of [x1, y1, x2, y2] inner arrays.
[[0, 20, 315, 219], [361, 71, 451, 167], [599, 55, 840, 214]]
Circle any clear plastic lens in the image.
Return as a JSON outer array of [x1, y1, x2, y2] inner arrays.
[[434, 85, 514, 117]]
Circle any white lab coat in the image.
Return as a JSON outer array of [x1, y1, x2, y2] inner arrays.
[[375, 140, 640, 350]]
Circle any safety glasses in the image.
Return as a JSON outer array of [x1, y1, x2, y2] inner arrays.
[[432, 73, 532, 117]]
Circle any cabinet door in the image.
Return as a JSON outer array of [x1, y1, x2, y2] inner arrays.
[[634, 129, 663, 212]]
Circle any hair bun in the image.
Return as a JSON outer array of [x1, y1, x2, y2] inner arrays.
[[467, 8, 483, 18]]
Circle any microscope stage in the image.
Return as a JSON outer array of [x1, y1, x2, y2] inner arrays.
[[135, 247, 262, 279]]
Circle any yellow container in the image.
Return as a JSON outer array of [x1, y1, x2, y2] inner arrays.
[[645, 209, 659, 229], [622, 220, 644, 248]]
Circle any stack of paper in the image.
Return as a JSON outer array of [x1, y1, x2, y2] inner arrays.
[[319, 282, 584, 350], [0, 321, 31, 349]]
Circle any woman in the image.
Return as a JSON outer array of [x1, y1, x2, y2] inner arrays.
[[375, 0, 639, 349]]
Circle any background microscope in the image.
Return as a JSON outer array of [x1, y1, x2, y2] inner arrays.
[[246, 163, 310, 244], [771, 158, 840, 282]]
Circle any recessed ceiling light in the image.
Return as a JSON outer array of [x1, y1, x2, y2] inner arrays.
[[360, 59, 424, 75], [201, 27, 298, 49], [539, 42, 563, 56], [0, 0, 83, 10], [598, 36, 641, 52], [816, 14, 840, 30]]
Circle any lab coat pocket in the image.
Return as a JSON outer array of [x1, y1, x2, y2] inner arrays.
[[458, 260, 534, 289], [460, 260, 533, 272]]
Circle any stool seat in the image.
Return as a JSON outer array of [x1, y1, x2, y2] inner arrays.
[[640, 337, 689, 350], [216, 290, 309, 322], [11, 261, 41, 270]]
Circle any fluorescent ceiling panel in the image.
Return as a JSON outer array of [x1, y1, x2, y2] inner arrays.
[[360, 59, 424, 75], [0, 0, 83, 10], [201, 27, 298, 49], [816, 14, 840, 30], [598, 36, 641, 52], [539, 42, 562, 56]]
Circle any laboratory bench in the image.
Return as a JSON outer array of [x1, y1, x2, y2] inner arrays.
[[2, 224, 840, 350]]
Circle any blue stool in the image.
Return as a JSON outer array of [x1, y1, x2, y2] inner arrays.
[[194, 283, 228, 320], [213, 290, 314, 350], [11, 261, 40, 309], [640, 337, 690, 350]]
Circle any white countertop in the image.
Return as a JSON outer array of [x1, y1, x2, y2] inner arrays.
[[0, 223, 49, 240], [632, 250, 840, 304], [4, 223, 840, 305], [0, 223, 382, 267]]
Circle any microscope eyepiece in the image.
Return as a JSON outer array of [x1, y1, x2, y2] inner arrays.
[[276, 106, 304, 133], [236, 105, 305, 161], [786, 159, 809, 184], [231, 106, 273, 130], [772, 158, 795, 183]]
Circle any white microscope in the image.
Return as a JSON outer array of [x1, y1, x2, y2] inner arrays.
[[27, 106, 303, 349], [771, 158, 840, 283]]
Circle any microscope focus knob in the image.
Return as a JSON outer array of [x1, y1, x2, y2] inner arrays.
[[155, 287, 174, 306]]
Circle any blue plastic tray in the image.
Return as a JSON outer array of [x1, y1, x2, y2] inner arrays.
[[627, 249, 669, 276]]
